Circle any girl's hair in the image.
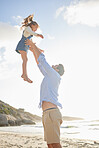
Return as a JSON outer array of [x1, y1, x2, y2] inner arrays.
[[21, 14, 39, 28]]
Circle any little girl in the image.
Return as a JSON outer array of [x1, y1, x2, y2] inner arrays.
[[16, 14, 44, 83]]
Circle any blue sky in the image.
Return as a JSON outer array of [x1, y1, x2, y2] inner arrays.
[[0, 0, 99, 119]]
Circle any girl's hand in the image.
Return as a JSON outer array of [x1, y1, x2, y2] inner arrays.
[[37, 34, 44, 39]]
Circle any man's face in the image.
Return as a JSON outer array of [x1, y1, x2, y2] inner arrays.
[[52, 65, 59, 72]]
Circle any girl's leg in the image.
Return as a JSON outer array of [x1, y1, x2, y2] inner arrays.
[[19, 50, 33, 83]]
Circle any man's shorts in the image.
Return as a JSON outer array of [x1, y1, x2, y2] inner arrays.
[[42, 108, 63, 144]]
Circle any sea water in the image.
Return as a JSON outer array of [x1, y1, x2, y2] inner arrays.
[[61, 120, 99, 140], [0, 119, 99, 141]]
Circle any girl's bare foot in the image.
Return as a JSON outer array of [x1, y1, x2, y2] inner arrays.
[[21, 75, 33, 83], [21, 74, 24, 78]]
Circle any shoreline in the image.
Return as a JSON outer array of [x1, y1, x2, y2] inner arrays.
[[0, 131, 99, 148]]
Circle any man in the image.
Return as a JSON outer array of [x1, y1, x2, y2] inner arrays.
[[25, 39, 65, 148]]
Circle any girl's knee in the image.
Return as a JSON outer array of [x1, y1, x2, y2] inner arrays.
[[23, 57, 28, 62], [20, 51, 27, 61], [26, 57, 28, 61]]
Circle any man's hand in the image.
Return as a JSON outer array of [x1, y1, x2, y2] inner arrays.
[[25, 39, 44, 64], [25, 39, 35, 50], [25, 39, 44, 53]]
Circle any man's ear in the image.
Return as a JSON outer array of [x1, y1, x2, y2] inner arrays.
[[56, 68, 59, 72]]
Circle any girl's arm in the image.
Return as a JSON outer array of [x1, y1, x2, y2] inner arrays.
[[24, 26, 38, 37], [24, 26, 44, 38]]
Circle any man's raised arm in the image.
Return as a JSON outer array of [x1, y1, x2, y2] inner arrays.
[[25, 39, 42, 64], [25, 39, 47, 76], [25, 39, 55, 76]]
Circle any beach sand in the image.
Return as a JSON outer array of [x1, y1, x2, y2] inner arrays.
[[0, 132, 99, 148]]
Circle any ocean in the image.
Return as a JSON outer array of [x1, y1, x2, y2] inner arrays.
[[0, 119, 99, 141]]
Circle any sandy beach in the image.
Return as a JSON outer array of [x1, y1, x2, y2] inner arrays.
[[0, 132, 99, 148]]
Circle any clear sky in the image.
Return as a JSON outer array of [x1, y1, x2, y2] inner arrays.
[[0, 0, 99, 119]]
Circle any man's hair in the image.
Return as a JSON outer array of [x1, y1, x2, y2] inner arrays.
[[57, 64, 65, 76]]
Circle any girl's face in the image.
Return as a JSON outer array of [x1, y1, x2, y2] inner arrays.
[[31, 24, 38, 32]]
